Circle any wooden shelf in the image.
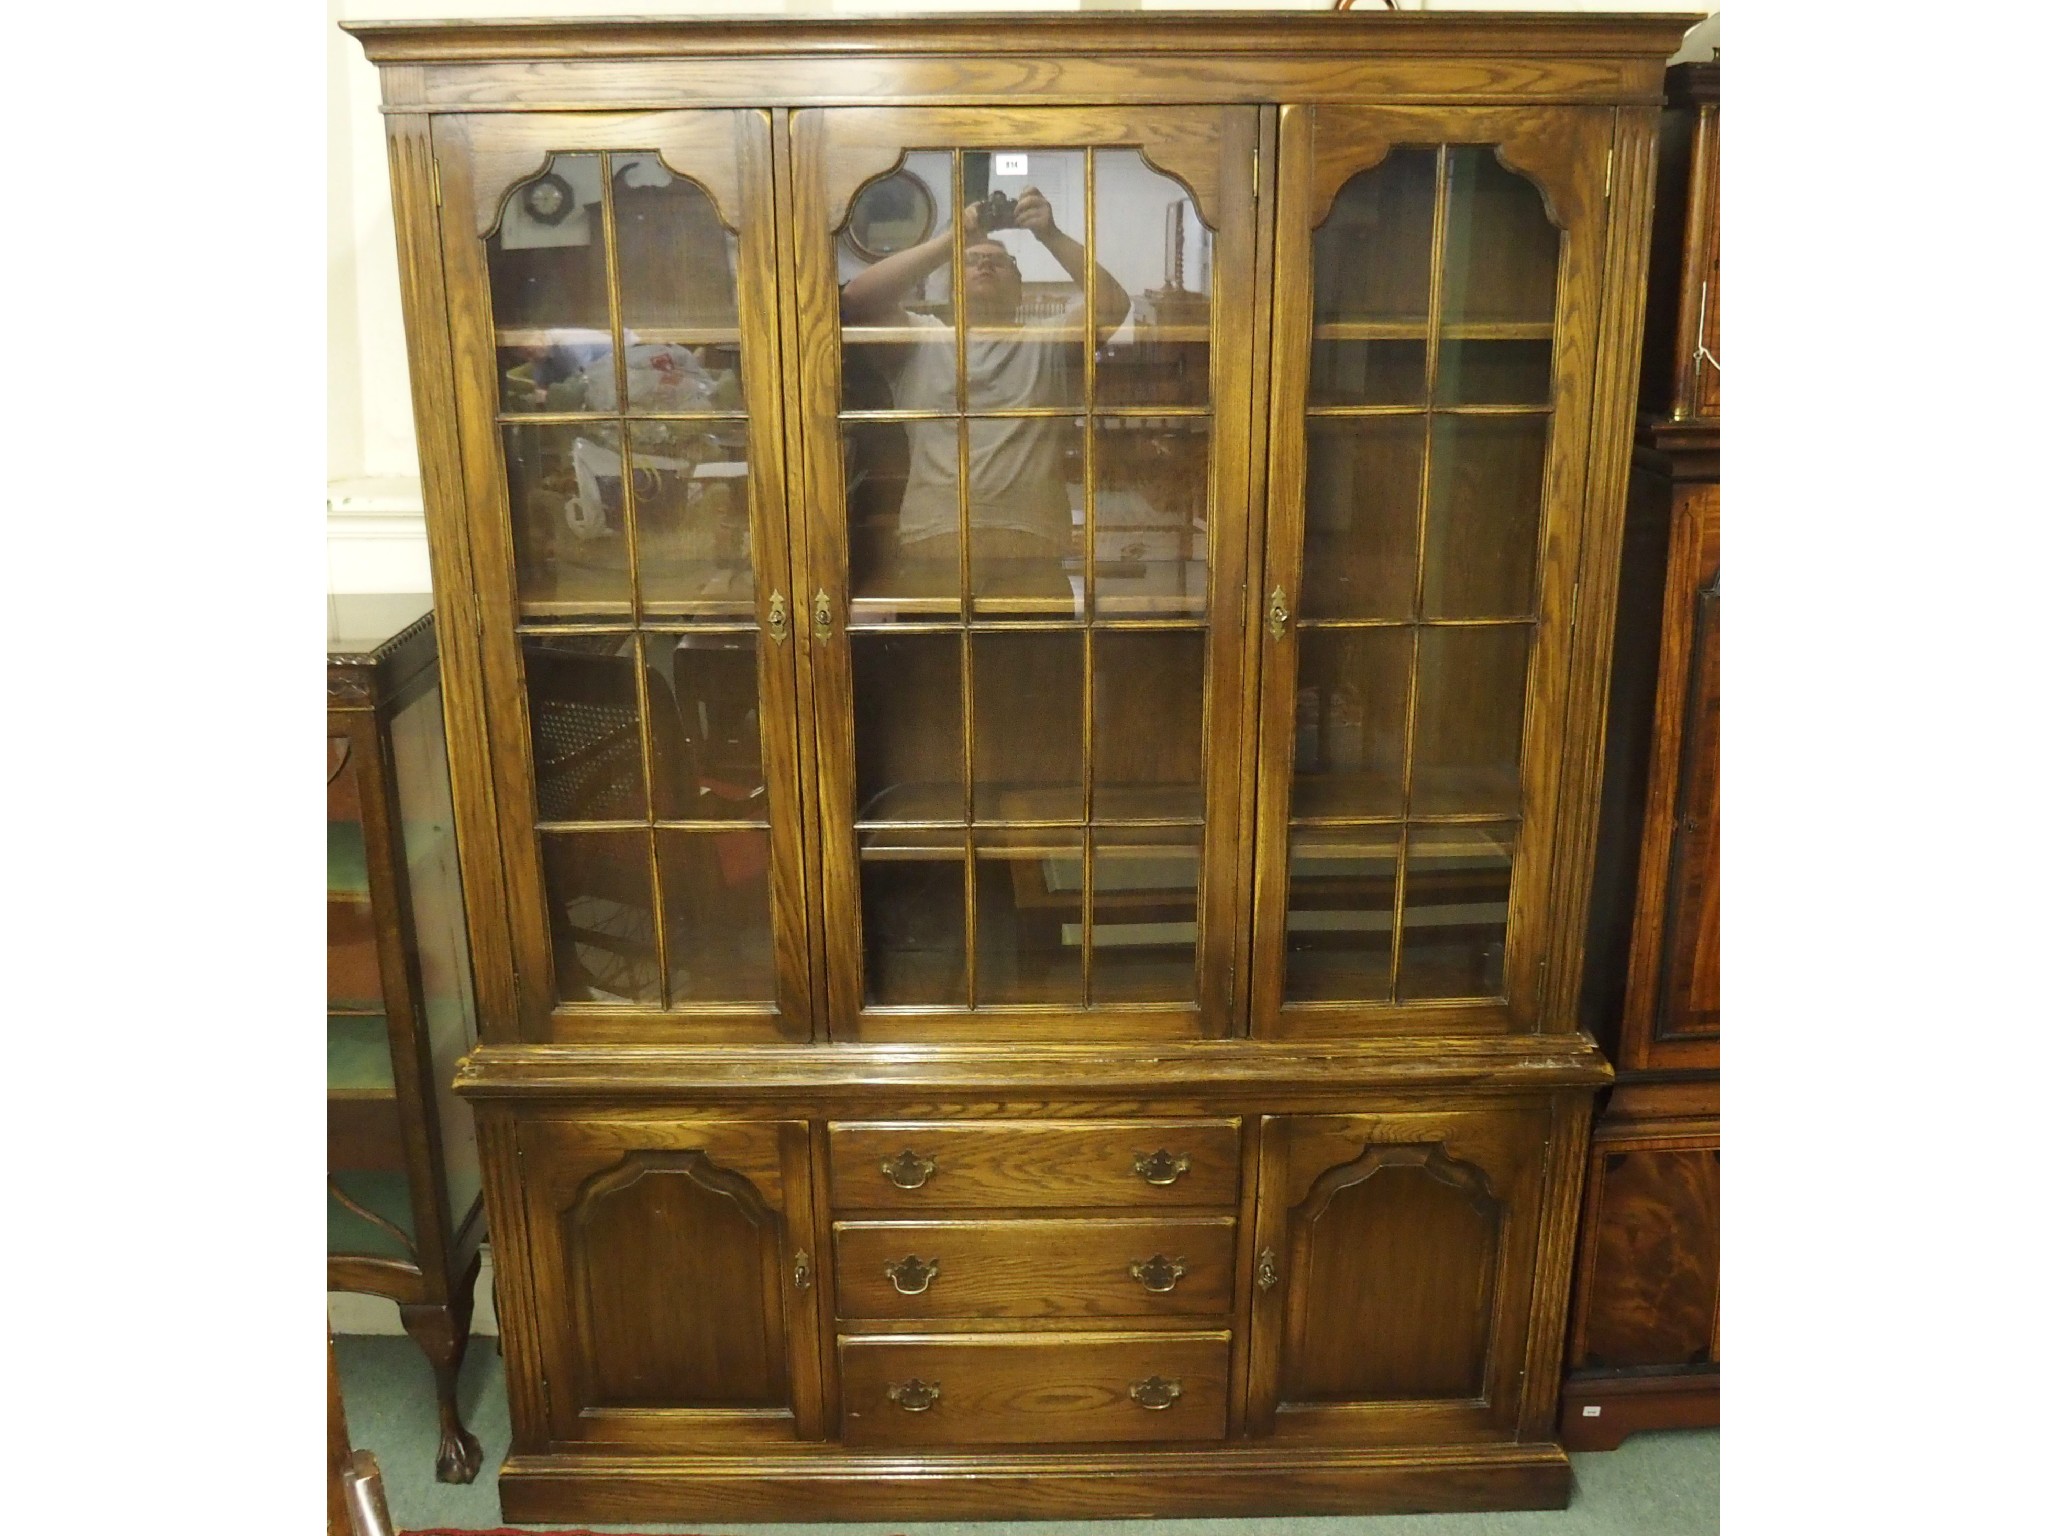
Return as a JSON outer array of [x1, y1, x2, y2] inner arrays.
[[496, 324, 740, 347], [1312, 321, 1552, 342]]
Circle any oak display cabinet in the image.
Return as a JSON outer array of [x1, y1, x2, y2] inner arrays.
[[346, 10, 1693, 1522], [327, 595, 486, 1483]]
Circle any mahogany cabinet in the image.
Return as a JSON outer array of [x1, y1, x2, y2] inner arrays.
[[346, 10, 1692, 1521], [327, 595, 486, 1484], [1564, 58, 1719, 1451]]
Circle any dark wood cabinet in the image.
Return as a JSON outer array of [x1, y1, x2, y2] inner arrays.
[[346, 10, 1693, 1521], [1563, 58, 1720, 1451], [327, 595, 486, 1484]]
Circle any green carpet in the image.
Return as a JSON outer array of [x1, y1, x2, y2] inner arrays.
[[332, 1334, 1718, 1534]]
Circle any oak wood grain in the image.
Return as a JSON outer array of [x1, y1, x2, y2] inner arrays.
[[830, 1119, 1241, 1211]]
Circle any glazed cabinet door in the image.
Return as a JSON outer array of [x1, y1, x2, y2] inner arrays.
[[1252, 106, 1613, 1036], [433, 111, 812, 1042], [788, 107, 1259, 1040], [519, 1115, 824, 1448], [1247, 1108, 1549, 1442]]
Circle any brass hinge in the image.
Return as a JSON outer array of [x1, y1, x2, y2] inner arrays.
[[432, 155, 443, 208], [1251, 142, 1260, 203], [1569, 581, 1581, 637], [1604, 147, 1613, 199]]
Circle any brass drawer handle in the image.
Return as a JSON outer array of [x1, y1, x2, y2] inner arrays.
[[1133, 1149, 1192, 1186], [884, 1254, 940, 1295], [1129, 1375, 1183, 1411], [886, 1378, 940, 1412], [1129, 1254, 1188, 1294], [880, 1149, 937, 1190]]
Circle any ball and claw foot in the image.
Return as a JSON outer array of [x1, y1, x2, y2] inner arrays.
[[435, 1421, 483, 1485]]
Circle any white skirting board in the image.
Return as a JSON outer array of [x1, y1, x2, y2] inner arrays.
[[329, 1244, 501, 1336]]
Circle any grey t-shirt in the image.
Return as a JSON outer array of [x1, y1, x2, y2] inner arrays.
[[888, 312, 1075, 544]]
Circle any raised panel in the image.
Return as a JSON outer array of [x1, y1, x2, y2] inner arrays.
[[1570, 1139, 1718, 1372]]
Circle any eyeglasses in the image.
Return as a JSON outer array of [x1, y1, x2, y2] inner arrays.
[[964, 249, 1019, 273]]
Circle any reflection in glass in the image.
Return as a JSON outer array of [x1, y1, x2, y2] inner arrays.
[[973, 631, 1084, 823], [522, 633, 647, 822], [1409, 626, 1530, 818], [845, 418, 959, 618], [645, 631, 764, 822], [860, 828, 966, 1006], [1284, 826, 1399, 1004], [1441, 146, 1559, 325], [541, 829, 659, 1004], [1301, 416, 1425, 620], [1095, 148, 1212, 407], [328, 1015, 394, 1094], [968, 415, 1082, 613], [1398, 822, 1515, 1000], [660, 828, 774, 1002], [975, 827, 1084, 1006], [628, 420, 753, 611], [1292, 628, 1411, 820], [961, 149, 1089, 411], [1094, 629, 1205, 822], [1311, 337, 1427, 407], [1314, 147, 1436, 327], [612, 156, 744, 413], [505, 420, 631, 616], [1422, 415, 1548, 619], [853, 632, 963, 823], [1095, 417, 1209, 617], [1092, 826, 1200, 1004], [1435, 339, 1553, 406], [489, 153, 612, 416], [329, 1171, 416, 1259]]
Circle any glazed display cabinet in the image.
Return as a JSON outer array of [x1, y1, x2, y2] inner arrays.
[[346, 10, 1693, 1521], [327, 595, 486, 1483]]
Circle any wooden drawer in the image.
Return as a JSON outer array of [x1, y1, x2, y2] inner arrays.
[[835, 1216, 1236, 1321], [829, 1120, 1241, 1211], [839, 1331, 1230, 1447]]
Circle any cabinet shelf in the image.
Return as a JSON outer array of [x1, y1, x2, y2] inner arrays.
[[1312, 320, 1553, 341], [497, 324, 740, 347]]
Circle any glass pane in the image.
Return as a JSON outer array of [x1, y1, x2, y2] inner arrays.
[[1284, 825, 1399, 1004], [1095, 148, 1212, 408], [327, 820, 368, 896], [853, 631, 963, 823], [840, 151, 957, 411], [1300, 416, 1425, 620], [646, 631, 764, 822], [1314, 146, 1436, 329], [1435, 338, 1552, 406], [1398, 822, 1514, 1000], [1310, 336, 1427, 407], [967, 414, 1083, 616], [329, 1171, 416, 1260], [962, 149, 1086, 411], [973, 630, 1083, 823], [1292, 628, 1411, 820], [522, 633, 647, 822], [504, 420, 631, 617], [489, 153, 611, 415], [860, 827, 967, 1006], [1092, 825, 1199, 1004], [845, 418, 960, 621], [612, 156, 744, 412], [328, 895, 381, 1010], [659, 828, 774, 1002], [328, 1015, 394, 1094], [541, 829, 659, 1004], [1422, 416, 1548, 620], [1440, 146, 1559, 326], [1095, 417, 1209, 618], [975, 827, 1084, 1006], [1094, 629, 1205, 821], [628, 420, 755, 613], [1408, 626, 1529, 818]]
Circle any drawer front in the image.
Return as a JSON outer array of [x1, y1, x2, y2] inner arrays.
[[839, 1332, 1230, 1447], [835, 1217, 1237, 1320], [829, 1120, 1241, 1210]]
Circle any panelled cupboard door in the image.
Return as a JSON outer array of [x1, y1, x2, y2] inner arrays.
[[789, 108, 1259, 1041], [433, 111, 812, 1043], [1252, 105, 1613, 1037], [1247, 1109, 1548, 1443], [519, 1116, 824, 1448]]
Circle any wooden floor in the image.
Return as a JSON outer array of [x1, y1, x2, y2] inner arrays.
[[332, 1333, 1719, 1534]]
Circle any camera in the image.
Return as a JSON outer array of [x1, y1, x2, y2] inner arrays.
[[979, 190, 1017, 231]]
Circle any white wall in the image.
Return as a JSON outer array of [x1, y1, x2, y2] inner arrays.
[[326, 0, 1717, 594]]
